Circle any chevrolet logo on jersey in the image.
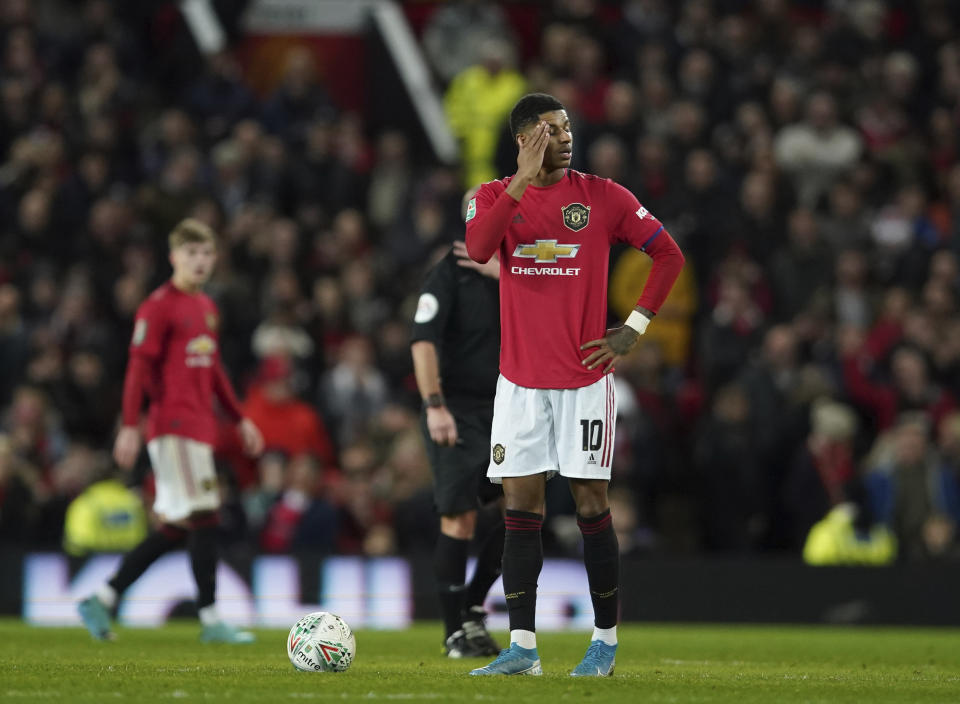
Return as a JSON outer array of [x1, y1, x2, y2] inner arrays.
[[185, 334, 217, 355], [513, 239, 581, 263]]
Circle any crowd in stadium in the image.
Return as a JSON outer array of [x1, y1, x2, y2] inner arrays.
[[2, 0, 960, 563]]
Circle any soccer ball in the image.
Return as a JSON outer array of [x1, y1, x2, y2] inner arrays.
[[287, 611, 356, 673]]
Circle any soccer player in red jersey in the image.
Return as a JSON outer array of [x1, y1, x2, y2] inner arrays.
[[466, 94, 685, 676], [79, 218, 264, 643]]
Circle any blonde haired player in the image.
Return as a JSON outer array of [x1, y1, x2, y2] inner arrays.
[[79, 219, 264, 643]]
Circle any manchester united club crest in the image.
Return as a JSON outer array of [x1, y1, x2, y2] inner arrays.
[[492, 443, 506, 465], [561, 203, 590, 232]]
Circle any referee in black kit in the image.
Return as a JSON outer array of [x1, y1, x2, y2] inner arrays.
[[411, 190, 504, 658]]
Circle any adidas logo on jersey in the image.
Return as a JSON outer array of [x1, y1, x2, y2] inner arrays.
[[587, 453, 597, 465]]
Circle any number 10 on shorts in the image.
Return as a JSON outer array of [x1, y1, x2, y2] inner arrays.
[[580, 419, 603, 451]]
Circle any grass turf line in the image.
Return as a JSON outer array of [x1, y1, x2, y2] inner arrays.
[[1, 619, 959, 703]]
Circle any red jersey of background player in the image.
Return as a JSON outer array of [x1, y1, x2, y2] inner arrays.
[[122, 281, 243, 444], [466, 169, 683, 389]]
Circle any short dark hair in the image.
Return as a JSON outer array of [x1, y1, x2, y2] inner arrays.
[[509, 93, 565, 138]]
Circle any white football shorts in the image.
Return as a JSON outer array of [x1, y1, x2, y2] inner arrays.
[[487, 374, 617, 483], [147, 435, 220, 522]]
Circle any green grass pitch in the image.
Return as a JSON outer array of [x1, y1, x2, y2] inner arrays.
[[2, 619, 959, 703]]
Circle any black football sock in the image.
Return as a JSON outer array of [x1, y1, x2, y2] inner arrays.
[[465, 519, 505, 614], [108, 524, 187, 596], [502, 510, 543, 634], [189, 517, 219, 611], [435, 532, 469, 639], [578, 509, 619, 629]]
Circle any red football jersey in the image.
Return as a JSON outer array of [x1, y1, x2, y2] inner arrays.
[[466, 170, 670, 389], [128, 281, 230, 444]]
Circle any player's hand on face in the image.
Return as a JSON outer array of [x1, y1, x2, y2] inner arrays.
[[453, 240, 499, 279], [113, 426, 142, 470], [239, 417, 265, 457], [516, 121, 549, 181], [580, 326, 641, 374], [426, 406, 459, 447]]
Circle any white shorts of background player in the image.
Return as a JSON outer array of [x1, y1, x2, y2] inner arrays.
[[147, 435, 219, 522]]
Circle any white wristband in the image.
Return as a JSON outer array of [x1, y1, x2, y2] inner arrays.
[[625, 310, 650, 335]]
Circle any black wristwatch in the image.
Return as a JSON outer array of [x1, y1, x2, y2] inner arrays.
[[424, 393, 445, 409]]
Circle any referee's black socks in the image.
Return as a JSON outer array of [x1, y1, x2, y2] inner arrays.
[[502, 510, 543, 633], [465, 518, 504, 614], [435, 533, 469, 639], [577, 508, 620, 629]]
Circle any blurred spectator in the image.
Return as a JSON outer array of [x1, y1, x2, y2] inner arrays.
[[183, 51, 256, 144], [232, 355, 336, 489], [802, 502, 896, 566], [261, 46, 335, 144], [865, 412, 958, 560], [332, 441, 394, 555], [768, 208, 833, 320], [0, 284, 28, 407], [444, 36, 526, 187], [783, 399, 859, 549], [0, 433, 39, 543], [422, 0, 513, 86], [693, 383, 763, 551], [259, 453, 338, 554], [2, 385, 66, 480], [609, 246, 697, 370], [842, 338, 956, 433], [774, 91, 862, 207], [51, 347, 117, 447], [62, 463, 147, 557], [699, 275, 765, 390], [320, 336, 388, 448]]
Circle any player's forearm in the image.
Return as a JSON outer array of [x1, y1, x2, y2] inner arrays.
[[465, 191, 519, 263], [635, 231, 685, 315], [121, 354, 150, 427], [213, 360, 244, 422], [410, 340, 444, 405]]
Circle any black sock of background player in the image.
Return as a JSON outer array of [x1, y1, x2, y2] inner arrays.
[[189, 519, 219, 610], [108, 524, 187, 596], [435, 532, 469, 639], [577, 509, 619, 629], [465, 518, 505, 615], [502, 510, 543, 634]]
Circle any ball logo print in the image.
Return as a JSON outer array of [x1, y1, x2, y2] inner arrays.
[[287, 612, 356, 673]]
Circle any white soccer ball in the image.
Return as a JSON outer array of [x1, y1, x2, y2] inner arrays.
[[287, 611, 356, 673]]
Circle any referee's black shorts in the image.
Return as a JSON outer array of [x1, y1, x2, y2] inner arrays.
[[421, 400, 502, 515]]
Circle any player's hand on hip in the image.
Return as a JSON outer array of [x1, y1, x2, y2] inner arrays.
[[239, 417, 265, 457], [453, 240, 499, 279], [515, 121, 549, 181], [426, 406, 459, 447], [581, 326, 641, 373], [113, 426, 142, 470]]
